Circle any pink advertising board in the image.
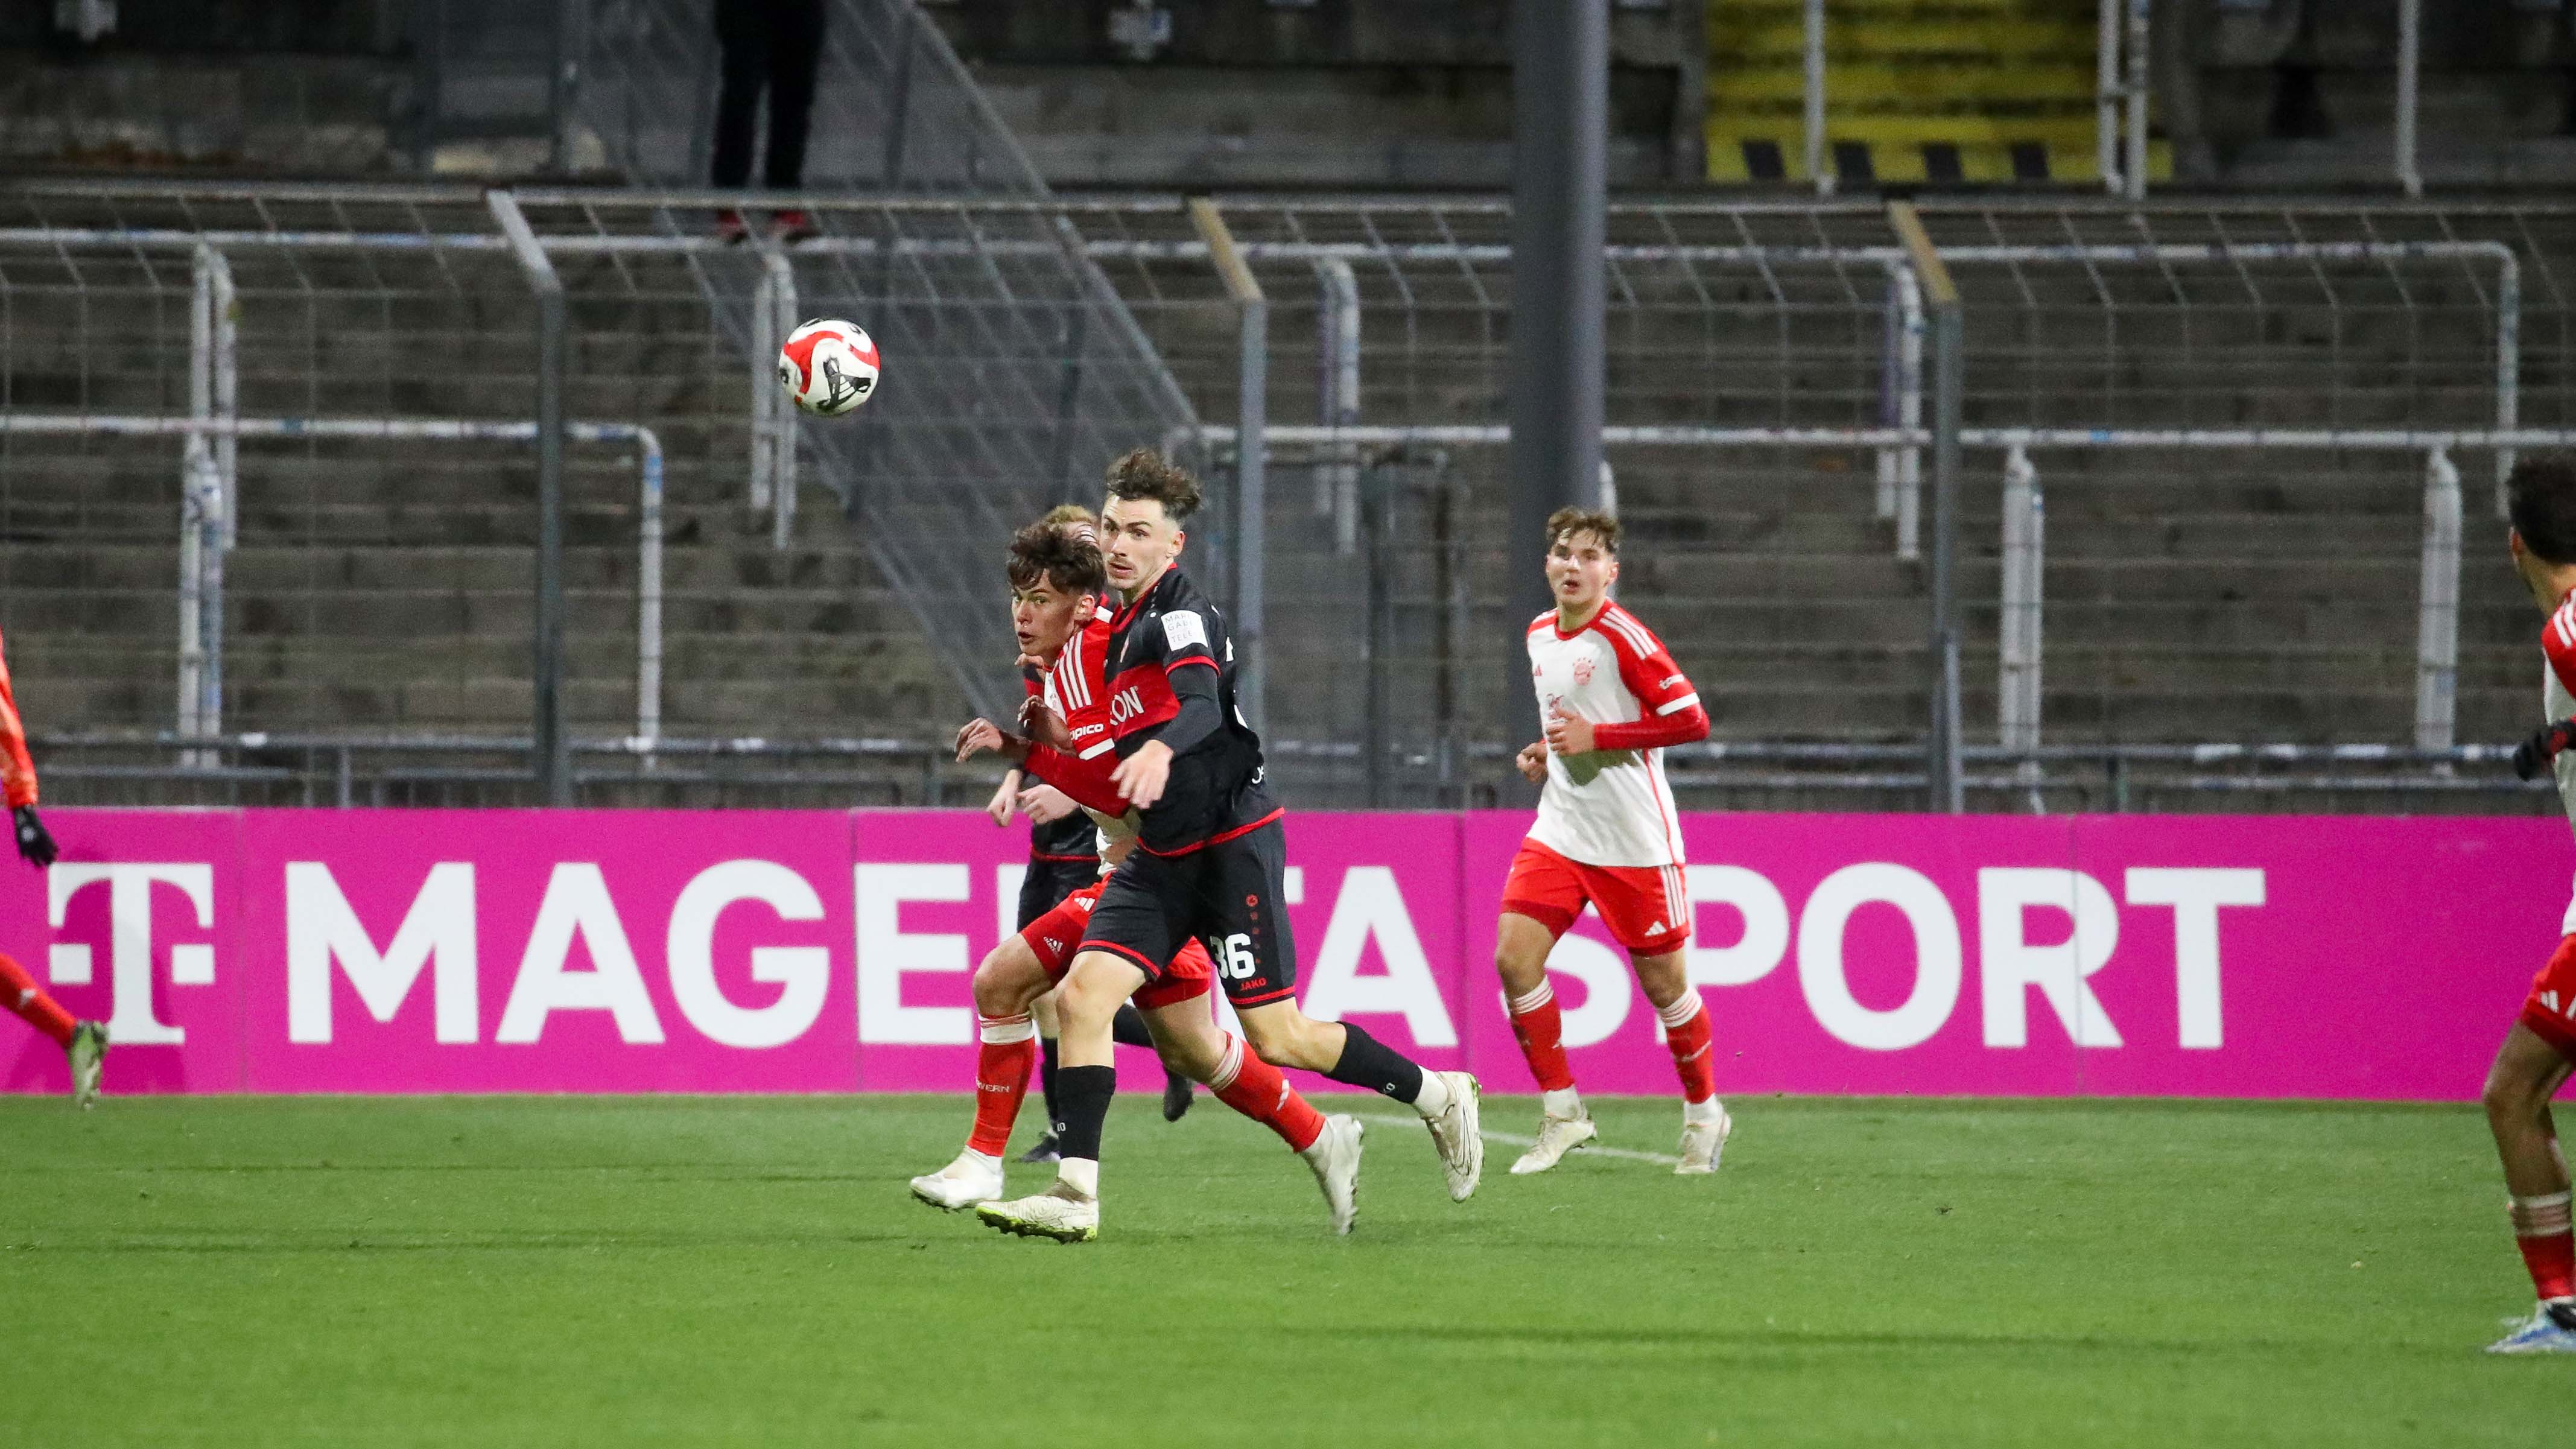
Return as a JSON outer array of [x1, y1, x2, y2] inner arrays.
[[0, 807, 2559, 1102]]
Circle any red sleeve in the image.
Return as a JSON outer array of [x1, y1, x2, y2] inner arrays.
[[2549, 599, 2576, 702], [1590, 607, 1704, 753], [0, 632, 34, 808], [1024, 742, 1128, 818], [1593, 706, 1708, 752]]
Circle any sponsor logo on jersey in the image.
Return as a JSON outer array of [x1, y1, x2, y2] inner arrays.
[[1109, 685, 1147, 727], [1660, 673, 1685, 689], [1071, 723, 1105, 738], [1161, 609, 1208, 651]]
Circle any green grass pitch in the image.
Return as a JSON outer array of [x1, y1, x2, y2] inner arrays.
[[0, 1093, 2558, 1447]]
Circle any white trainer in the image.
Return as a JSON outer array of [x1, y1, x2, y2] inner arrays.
[[66, 1020, 106, 1111], [1299, 1114, 1365, 1235], [1423, 1071, 1483, 1202], [1508, 1112, 1598, 1175], [1675, 1104, 1732, 1175], [907, 1150, 1006, 1211], [976, 1184, 1100, 1243]]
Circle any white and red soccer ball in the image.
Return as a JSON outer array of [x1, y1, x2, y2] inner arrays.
[[777, 319, 880, 417]]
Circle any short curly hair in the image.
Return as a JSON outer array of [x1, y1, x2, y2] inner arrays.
[[1546, 507, 1622, 554], [1104, 448, 1203, 522], [1005, 521, 1106, 597]]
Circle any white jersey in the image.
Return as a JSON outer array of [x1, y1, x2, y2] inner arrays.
[[2546, 593, 2576, 932], [1526, 602, 1702, 869]]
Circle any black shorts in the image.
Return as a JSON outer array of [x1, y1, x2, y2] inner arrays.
[[1076, 820, 1297, 1009], [1018, 856, 1101, 932]]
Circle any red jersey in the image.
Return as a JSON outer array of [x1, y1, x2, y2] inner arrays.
[[1023, 608, 1129, 819], [0, 629, 36, 810]]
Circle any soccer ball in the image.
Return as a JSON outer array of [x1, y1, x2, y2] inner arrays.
[[778, 319, 880, 417]]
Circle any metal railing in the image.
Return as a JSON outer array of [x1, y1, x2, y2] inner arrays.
[[5, 185, 2575, 813]]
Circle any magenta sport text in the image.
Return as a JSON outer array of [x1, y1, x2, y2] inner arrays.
[[0, 807, 2555, 1100]]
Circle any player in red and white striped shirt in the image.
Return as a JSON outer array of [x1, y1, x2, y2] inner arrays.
[[1496, 507, 1727, 1175]]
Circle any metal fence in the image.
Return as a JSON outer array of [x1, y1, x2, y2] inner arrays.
[[7, 183, 2576, 814]]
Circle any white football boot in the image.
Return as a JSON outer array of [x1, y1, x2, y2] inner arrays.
[[907, 1150, 1006, 1211], [1509, 1112, 1599, 1175], [1421, 1071, 1483, 1202], [1299, 1115, 1365, 1236], [66, 1020, 106, 1111], [1675, 1103, 1733, 1175], [976, 1183, 1100, 1243]]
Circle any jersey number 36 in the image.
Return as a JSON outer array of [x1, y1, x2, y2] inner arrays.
[[1208, 933, 1258, 980]]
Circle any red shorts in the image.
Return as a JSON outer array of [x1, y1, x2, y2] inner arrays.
[[2520, 934, 2576, 1060], [1500, 837, 1692, 956], [1023, 880, 1213, 1012]]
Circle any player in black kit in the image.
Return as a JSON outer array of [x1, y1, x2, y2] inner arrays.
[[976, 449, 1482, 1243]]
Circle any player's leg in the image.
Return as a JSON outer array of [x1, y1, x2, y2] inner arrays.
[[1211, 823, 1483, 1201], [1494, 840, 1597, 1173], [1599, 860, 1728, 1174], [908, 934, 1053, 1210], [977, 858, 1175, 1242], [2484, 1010, 2576, 1351], [1631, 948, 1728, 1174], [0, 950, 103, 1108], [1024, 989, 1065, 1162], [1138, 981, 1365, 1235]]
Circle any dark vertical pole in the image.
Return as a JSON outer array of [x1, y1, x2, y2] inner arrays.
[[490, 192, 573, 805], [1888, 201, 1965, 813], [1506, 0, 1607, 768]]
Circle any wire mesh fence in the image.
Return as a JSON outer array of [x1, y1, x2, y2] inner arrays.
[[4, 182, 2576, 813]]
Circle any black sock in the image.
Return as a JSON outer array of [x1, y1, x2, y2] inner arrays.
[[1324, 1022, 1426, 1103], [1038, 1035, 1061, 1128], [1052, 1064, 1117, 1162], [1109, 1003, 1155, 1050]]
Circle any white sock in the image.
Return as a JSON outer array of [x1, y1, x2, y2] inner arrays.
[[953, 1149, 1002, 1175], [1410, 1068, 1452, 1120], [1542, 1086, 1583, 1120], [1056, 1157, 1099, 1198], [1684, 1097, 1725, 1127]]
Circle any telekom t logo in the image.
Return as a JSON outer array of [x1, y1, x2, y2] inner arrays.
[[46, 863, 217, 1046]]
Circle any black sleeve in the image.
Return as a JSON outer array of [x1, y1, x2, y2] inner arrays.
[[1146, 661, 1224, 756]]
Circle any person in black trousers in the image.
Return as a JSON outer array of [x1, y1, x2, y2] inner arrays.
[[712, 0, 824, 241]]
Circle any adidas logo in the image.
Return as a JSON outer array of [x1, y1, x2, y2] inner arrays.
[[1044, 937, 1064, 951]]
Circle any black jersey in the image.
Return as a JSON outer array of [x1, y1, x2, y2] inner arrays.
[[1100, 564, 1279, 854], [1028, 809, 1097, 864]]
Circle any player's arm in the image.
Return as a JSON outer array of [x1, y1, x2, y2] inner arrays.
[[1111, 666, 1221, 810], [0, 644, 53, 867], [982, 766, 1024, 827], [1587, 621, 1710, 753]]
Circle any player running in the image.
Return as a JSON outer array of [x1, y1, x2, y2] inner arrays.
[[0, 627, 104, 1106], [989, 507, 1193, 1159], [912, 521, 1366, 1234], [1493, 507, 1725, 1176], [976, 449, 1481, 1243], [2482, 454, 2576, 1352]]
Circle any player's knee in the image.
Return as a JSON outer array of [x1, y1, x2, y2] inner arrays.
[[970, 946, 1038, 1018], [2486, 1064, 2543, 1126]]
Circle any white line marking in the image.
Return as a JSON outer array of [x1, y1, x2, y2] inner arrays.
[[1358, 1114, 1683, 1168]]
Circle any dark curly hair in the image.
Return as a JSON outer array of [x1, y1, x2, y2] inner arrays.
[[2510, 454, 2576, 566], [1006, 521, 1106, 597], [1104, 448, 1203, 522]]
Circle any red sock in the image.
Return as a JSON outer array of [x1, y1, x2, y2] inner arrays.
[[966, 1014, 1038, 1156], [2513, 1192, 2576, 1299], [1505, 982, 1576, 1093], [1210, 1035, 1326, 1153], [0, 951, 74, 1049], [1659, 991, 1718, 1105]]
